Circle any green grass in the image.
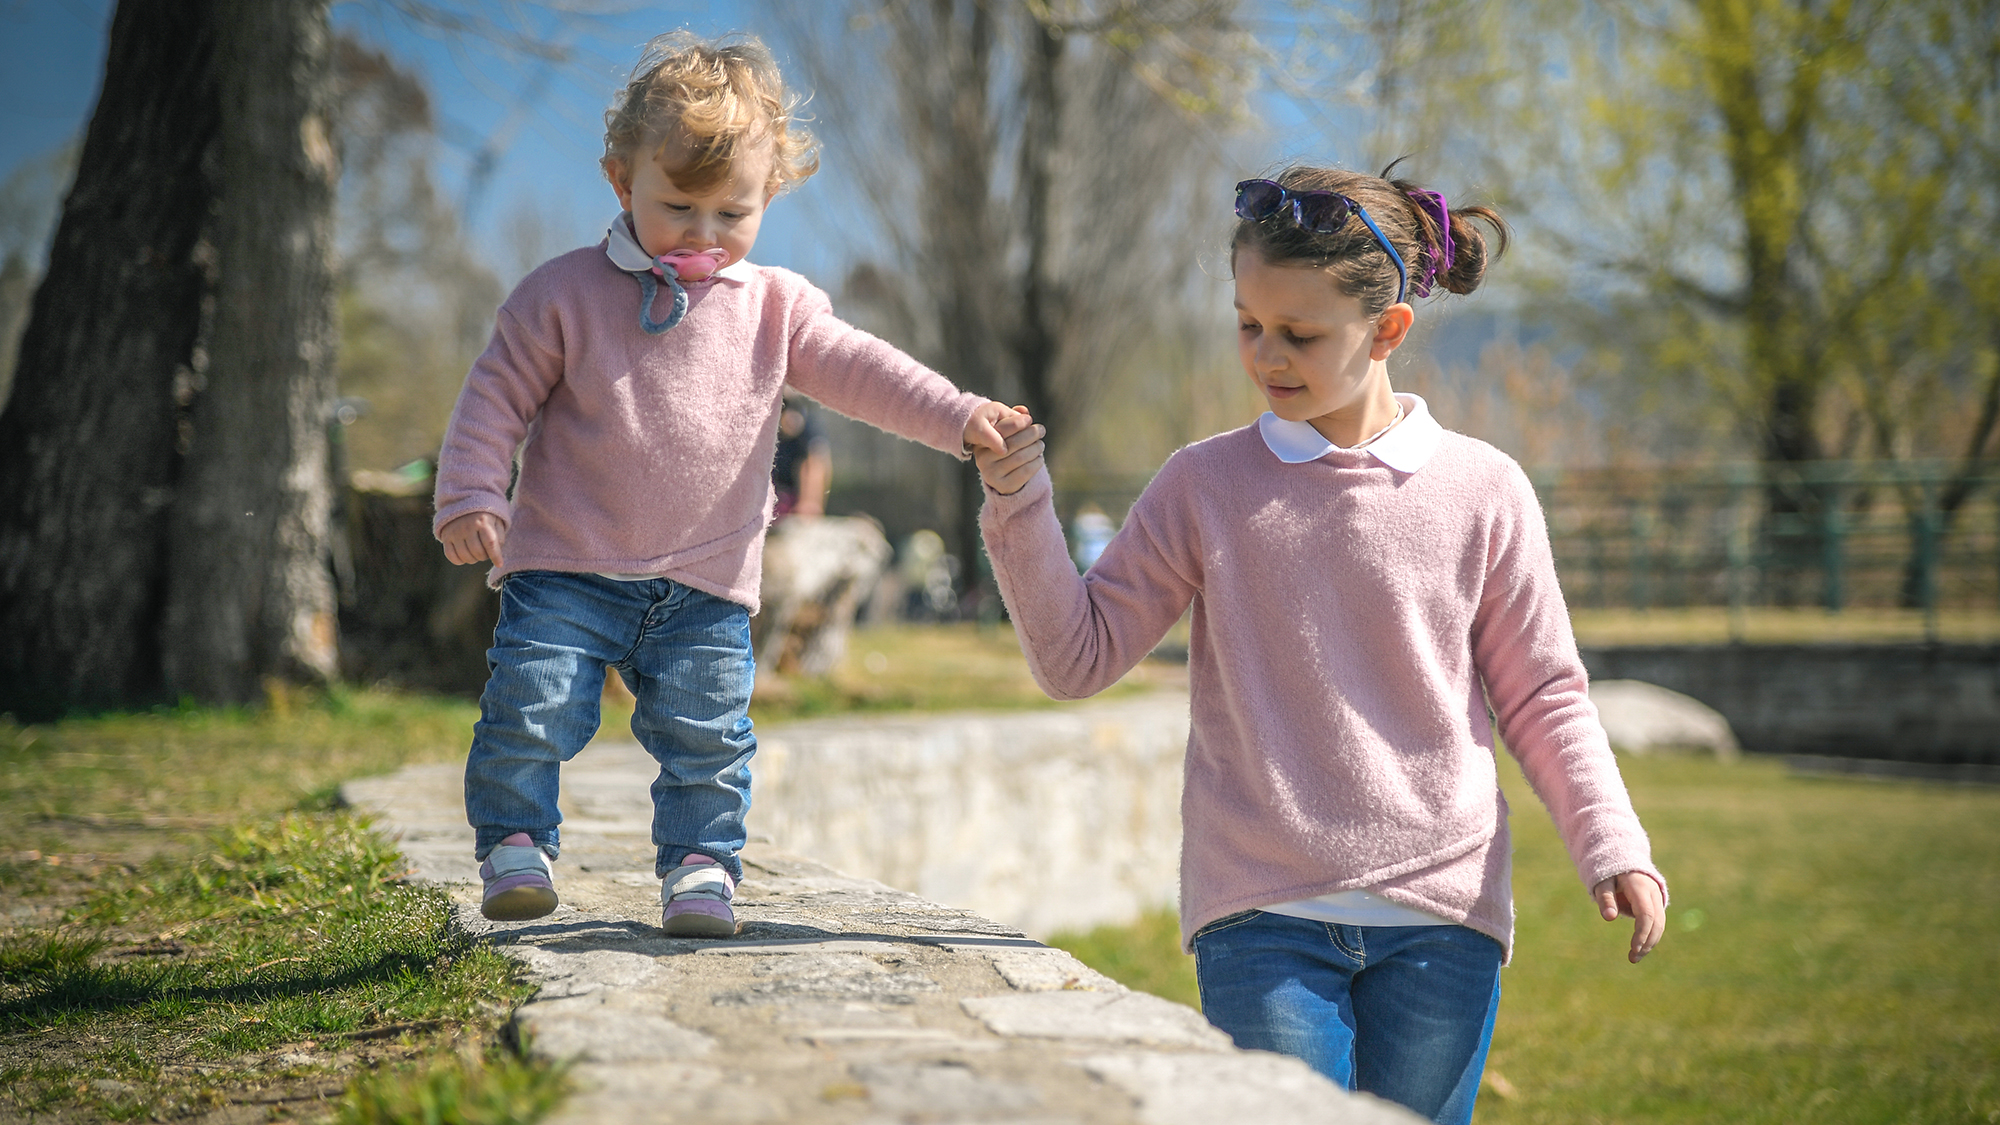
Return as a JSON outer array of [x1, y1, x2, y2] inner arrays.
[[1568, 606, 2000, 646], [1051, 754, 2000, 1124], [0, 684, 479, 835], [634, 620, 1184, 728], [0, 686, 554, 1121], [0, 812, 538, 1120], [335, 1043, 569, 1125]]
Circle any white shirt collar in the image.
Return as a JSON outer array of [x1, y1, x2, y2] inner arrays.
[[1256, 393, 1444, 473], [604, 212, 754, 282]]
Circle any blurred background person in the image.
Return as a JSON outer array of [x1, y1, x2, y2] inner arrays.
[[772, 392, 831, 518]]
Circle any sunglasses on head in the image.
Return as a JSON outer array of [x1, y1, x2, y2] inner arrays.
[[1234, 178, 1409, 305]]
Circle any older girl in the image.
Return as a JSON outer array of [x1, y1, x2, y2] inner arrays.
[[974, 165, 1666, 1124]]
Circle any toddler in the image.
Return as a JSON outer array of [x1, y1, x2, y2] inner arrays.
[[434, 31, 1023, 936], [975, 165, 1666, 1124]]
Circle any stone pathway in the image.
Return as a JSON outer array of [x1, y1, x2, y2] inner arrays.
[[342, 735, 1420, 1124]]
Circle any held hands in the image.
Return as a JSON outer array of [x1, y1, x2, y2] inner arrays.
[[964, 400, 1035, 458], [973, 406, 1046, 496], [1593, 871, 1666, 964], [440, 511, 506, 568]]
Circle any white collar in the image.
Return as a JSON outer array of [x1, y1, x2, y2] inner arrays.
[[604, 212, 754, 282], [1256, 393, 1443, 473]]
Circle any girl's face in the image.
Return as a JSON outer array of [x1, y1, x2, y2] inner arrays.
[[612, 136, 776, 268], [1233, 248, 1409, 441]]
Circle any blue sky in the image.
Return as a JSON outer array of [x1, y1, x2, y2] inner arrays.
[[0, 0, 1339, 289]]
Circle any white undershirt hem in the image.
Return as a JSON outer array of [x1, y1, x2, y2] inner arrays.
[[1260, 887, 1456, 927]]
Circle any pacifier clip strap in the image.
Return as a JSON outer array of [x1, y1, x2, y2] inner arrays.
[[636, 266, 689, 335]]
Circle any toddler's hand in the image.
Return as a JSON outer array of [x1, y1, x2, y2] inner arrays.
[[976, 412, 1046, 496], [1594, 871, 1665, 964], [441, 511, 506, 568], [964, 400, 1031, 456]]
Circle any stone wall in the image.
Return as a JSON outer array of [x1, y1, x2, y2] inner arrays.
[[341, 706, 1422, 1124], [752, 696, 1190, 939], [1579, 644, 2000, 765]]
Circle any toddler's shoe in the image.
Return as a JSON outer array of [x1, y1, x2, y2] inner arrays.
[[480, 833, 557, 921], [661, 854, 736, 938]]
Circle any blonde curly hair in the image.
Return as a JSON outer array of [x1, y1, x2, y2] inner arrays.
[[601, 31, 818, 197]]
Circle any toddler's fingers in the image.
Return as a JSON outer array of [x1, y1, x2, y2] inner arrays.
[[479, 523, 505, 569], [968, 404, 1017, 454], [993, 405, 1035, 437]]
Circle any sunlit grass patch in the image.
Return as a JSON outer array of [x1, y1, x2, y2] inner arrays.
[[0, 812, 532, 1121], [0, 684, 478, 831], [336, 1042, 569, 1125], [746, 620, 1185, 725]]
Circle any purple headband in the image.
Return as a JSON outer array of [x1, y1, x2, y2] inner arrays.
[[1407, 189, 1455, 298]]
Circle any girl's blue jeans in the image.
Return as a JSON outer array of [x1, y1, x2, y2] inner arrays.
[[1193, 909, 1503, 1125], [464, 571, 757, 882]]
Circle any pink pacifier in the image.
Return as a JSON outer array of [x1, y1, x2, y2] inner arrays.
[[654, 248, 728, 282]]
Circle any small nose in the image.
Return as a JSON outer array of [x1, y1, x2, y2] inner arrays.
[[1253, 335, 1283, 373]]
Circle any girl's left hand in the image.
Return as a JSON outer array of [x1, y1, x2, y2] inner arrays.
[[1593, 871, 1665, 964]]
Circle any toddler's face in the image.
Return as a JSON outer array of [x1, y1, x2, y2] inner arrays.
[[612, 137, 776, 270], [1233, 249, 1383, 432]]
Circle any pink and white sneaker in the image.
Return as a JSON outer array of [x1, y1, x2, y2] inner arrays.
[[661, 853, 736, 938], [479, 833, 557, 921]]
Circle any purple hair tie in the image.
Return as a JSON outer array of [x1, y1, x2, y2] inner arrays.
[[1407, 189, 1454, 298]]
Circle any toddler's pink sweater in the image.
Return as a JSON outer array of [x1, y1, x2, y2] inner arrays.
[[980, 419, 1664, 957], [434, 246, 985, 610]]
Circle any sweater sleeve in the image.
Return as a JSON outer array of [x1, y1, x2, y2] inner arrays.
[[432, 301, 565, 538], [980, 466, 1198, 701], [781, 284, 984, 458], [1470, 462, 1668, 903]]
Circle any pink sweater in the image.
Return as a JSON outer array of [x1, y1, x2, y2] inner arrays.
[[434, 246, 985, 610], [980, 417, 1664, 956]]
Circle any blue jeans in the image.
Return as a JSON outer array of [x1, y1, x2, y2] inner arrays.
[[464, 571, 757, 882], [1193, 910, 1502, 1125]]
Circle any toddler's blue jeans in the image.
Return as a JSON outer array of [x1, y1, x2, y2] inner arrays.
[[1193, 909, 1503, 1125], [464, 571, 756, 882]]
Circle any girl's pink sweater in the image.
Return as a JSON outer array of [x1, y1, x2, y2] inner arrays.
[[980, 422, 1665, 956], [433, 246, 985, 611]]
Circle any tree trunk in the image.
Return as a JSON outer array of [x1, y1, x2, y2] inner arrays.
[[0, 0, 219, 720], [899, 0, 1005, 603], [1012, 13, 1065, 445], [161, 0, 340, 701]]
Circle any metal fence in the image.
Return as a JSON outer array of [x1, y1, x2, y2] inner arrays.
[[1057, 460, 2000, 618], [1532, 462, 2000, 618]]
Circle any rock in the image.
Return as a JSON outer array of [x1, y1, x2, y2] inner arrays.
[[1590, 679, 1740, 758]]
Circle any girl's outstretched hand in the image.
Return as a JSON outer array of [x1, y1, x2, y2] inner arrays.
[[1593, 871, 1665, 964], [976, 407, 1045, 496]]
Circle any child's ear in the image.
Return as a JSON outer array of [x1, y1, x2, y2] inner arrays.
[[1370, 304, 1416, 361], [605, 158, 633, 211]]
